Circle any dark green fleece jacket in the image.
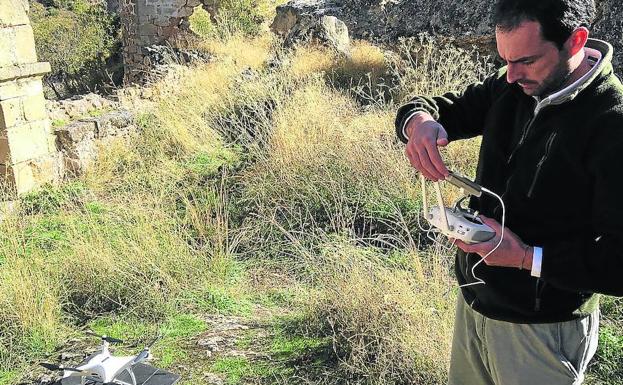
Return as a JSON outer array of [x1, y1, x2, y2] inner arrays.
[[395, 39, 623, 323]]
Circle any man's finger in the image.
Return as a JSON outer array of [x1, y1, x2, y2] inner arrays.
[[416, 140, 444, 180], [408, 149, 437, 180], [479, 215, 501, 231], [436, 126, 449, 147], [423, 139, 449, 178], [454, 239, 477, 253]]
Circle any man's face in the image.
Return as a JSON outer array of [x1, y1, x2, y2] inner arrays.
[[496, 20, 572, 97]]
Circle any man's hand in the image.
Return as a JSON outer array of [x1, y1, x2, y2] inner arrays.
[[405, 112, 450, 181], [453, 215, 534, 271]]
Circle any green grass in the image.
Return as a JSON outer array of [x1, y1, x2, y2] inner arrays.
[[89, 317, 155, 342], [211, 357, 252, 385], [52, 119, 67, 127], [154, 314, 208, 368], [0, 372, 18, 385], [160, 314, 208, 339], [270, 334, 330, 359], [88, 314, 208, 368], [211, 356, 296, 385], [212, 314, 332, 384]]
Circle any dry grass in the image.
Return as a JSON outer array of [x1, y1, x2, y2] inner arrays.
[[389, 37, 494, 104], [306, 241, 455, 384]]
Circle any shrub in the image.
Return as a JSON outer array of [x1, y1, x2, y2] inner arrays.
[[303, 240, 455, 384], [388, 35, 494, 104], [29, 0, 121, 98], [189, 0, 287, 40]]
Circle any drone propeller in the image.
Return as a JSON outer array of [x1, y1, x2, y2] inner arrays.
[[132, 335, 161, 365], [132, 349, 150, 365], [40, 363, 83, 373], [86, 331, 124, 344], [146, 335, 161, 349]]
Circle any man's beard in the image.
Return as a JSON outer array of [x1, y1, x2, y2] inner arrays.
[[532, 54, 573, 97]]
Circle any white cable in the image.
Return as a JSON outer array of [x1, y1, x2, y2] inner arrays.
[[458, 186, 506, 288]]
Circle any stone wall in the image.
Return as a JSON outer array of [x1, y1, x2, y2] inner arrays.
[[0, 0, 60, 195], [119, 0, 217, 83], [46, 93, 136, 177]]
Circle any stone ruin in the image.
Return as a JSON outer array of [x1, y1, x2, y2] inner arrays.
[[119, 0, 218, 82], [0, 0, 60, 195], [116, 0, 623, 81]]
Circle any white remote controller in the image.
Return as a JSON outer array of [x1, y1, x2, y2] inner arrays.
[[427, 206, 495, 244], [420, 172, 496, 244]]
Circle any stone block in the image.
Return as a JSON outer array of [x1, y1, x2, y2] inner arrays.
[[0, 98, 22, 129], [0, 27, 17, 67], [15, 26, 38, 63], [0, 77, 44, 100], [0, 62, 51, 83], [172, 6, 194, 18], [5, 121, 56, 164], [138, 23, 159, 36], [0, 153, 61, 195], [0, 25, 38, 66], [0, 0, 30, 28], [22, 93, 47, 122], [142, 4, 157, 15]]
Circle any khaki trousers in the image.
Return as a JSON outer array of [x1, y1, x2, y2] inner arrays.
[[448, 295, 599, 385]]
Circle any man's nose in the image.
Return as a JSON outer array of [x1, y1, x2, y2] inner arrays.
[[506, 63, 521, 84]]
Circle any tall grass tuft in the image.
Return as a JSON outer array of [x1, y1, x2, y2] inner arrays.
[[305, 240, 455, 384]]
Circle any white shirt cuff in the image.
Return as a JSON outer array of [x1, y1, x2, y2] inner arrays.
[[531, 246, 543, 277], [402, 111, 427, 140]]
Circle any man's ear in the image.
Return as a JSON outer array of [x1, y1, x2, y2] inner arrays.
[[567, 27, 589, 55]]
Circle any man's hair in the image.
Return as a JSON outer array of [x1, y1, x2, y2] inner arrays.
[[493, 0, 595, 49]]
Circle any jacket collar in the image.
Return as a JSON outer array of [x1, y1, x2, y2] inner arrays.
[[533, 38, 613, 112]]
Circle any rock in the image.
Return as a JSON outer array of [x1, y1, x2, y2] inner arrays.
[[46, 93, 119, 124], [203, 373, 224, 385], [273, 1, 351, 55], [198, 336, 224, 351], [143, 45, 212, 67], [138, 45, 213, 82], [54, 109, 135, 176], [37, 373, 56, 384]]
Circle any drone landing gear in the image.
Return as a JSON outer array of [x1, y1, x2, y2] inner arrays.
[[57, 363, 180, 385]]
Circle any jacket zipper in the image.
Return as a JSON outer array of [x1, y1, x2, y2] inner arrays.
[[534, 278, 546, 311], [498, 112, 538, 210], [527, 131, 558, 198], [506, 101, 542, 165]]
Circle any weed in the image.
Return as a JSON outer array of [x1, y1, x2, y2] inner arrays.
[[160, 314, 208, 339], [211, 357, 250, 385], [89, 317, 155, 342], [20, 182, 88, 215]]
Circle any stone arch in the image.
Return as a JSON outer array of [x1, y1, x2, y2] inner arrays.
[[119, 0, 219, 83]]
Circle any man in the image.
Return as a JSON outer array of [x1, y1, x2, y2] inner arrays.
[[395, 0, 623, 384]]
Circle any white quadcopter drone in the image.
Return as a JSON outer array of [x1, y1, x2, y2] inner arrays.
[[421, 170, 496, 244], [41, 333, 161, 385]]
